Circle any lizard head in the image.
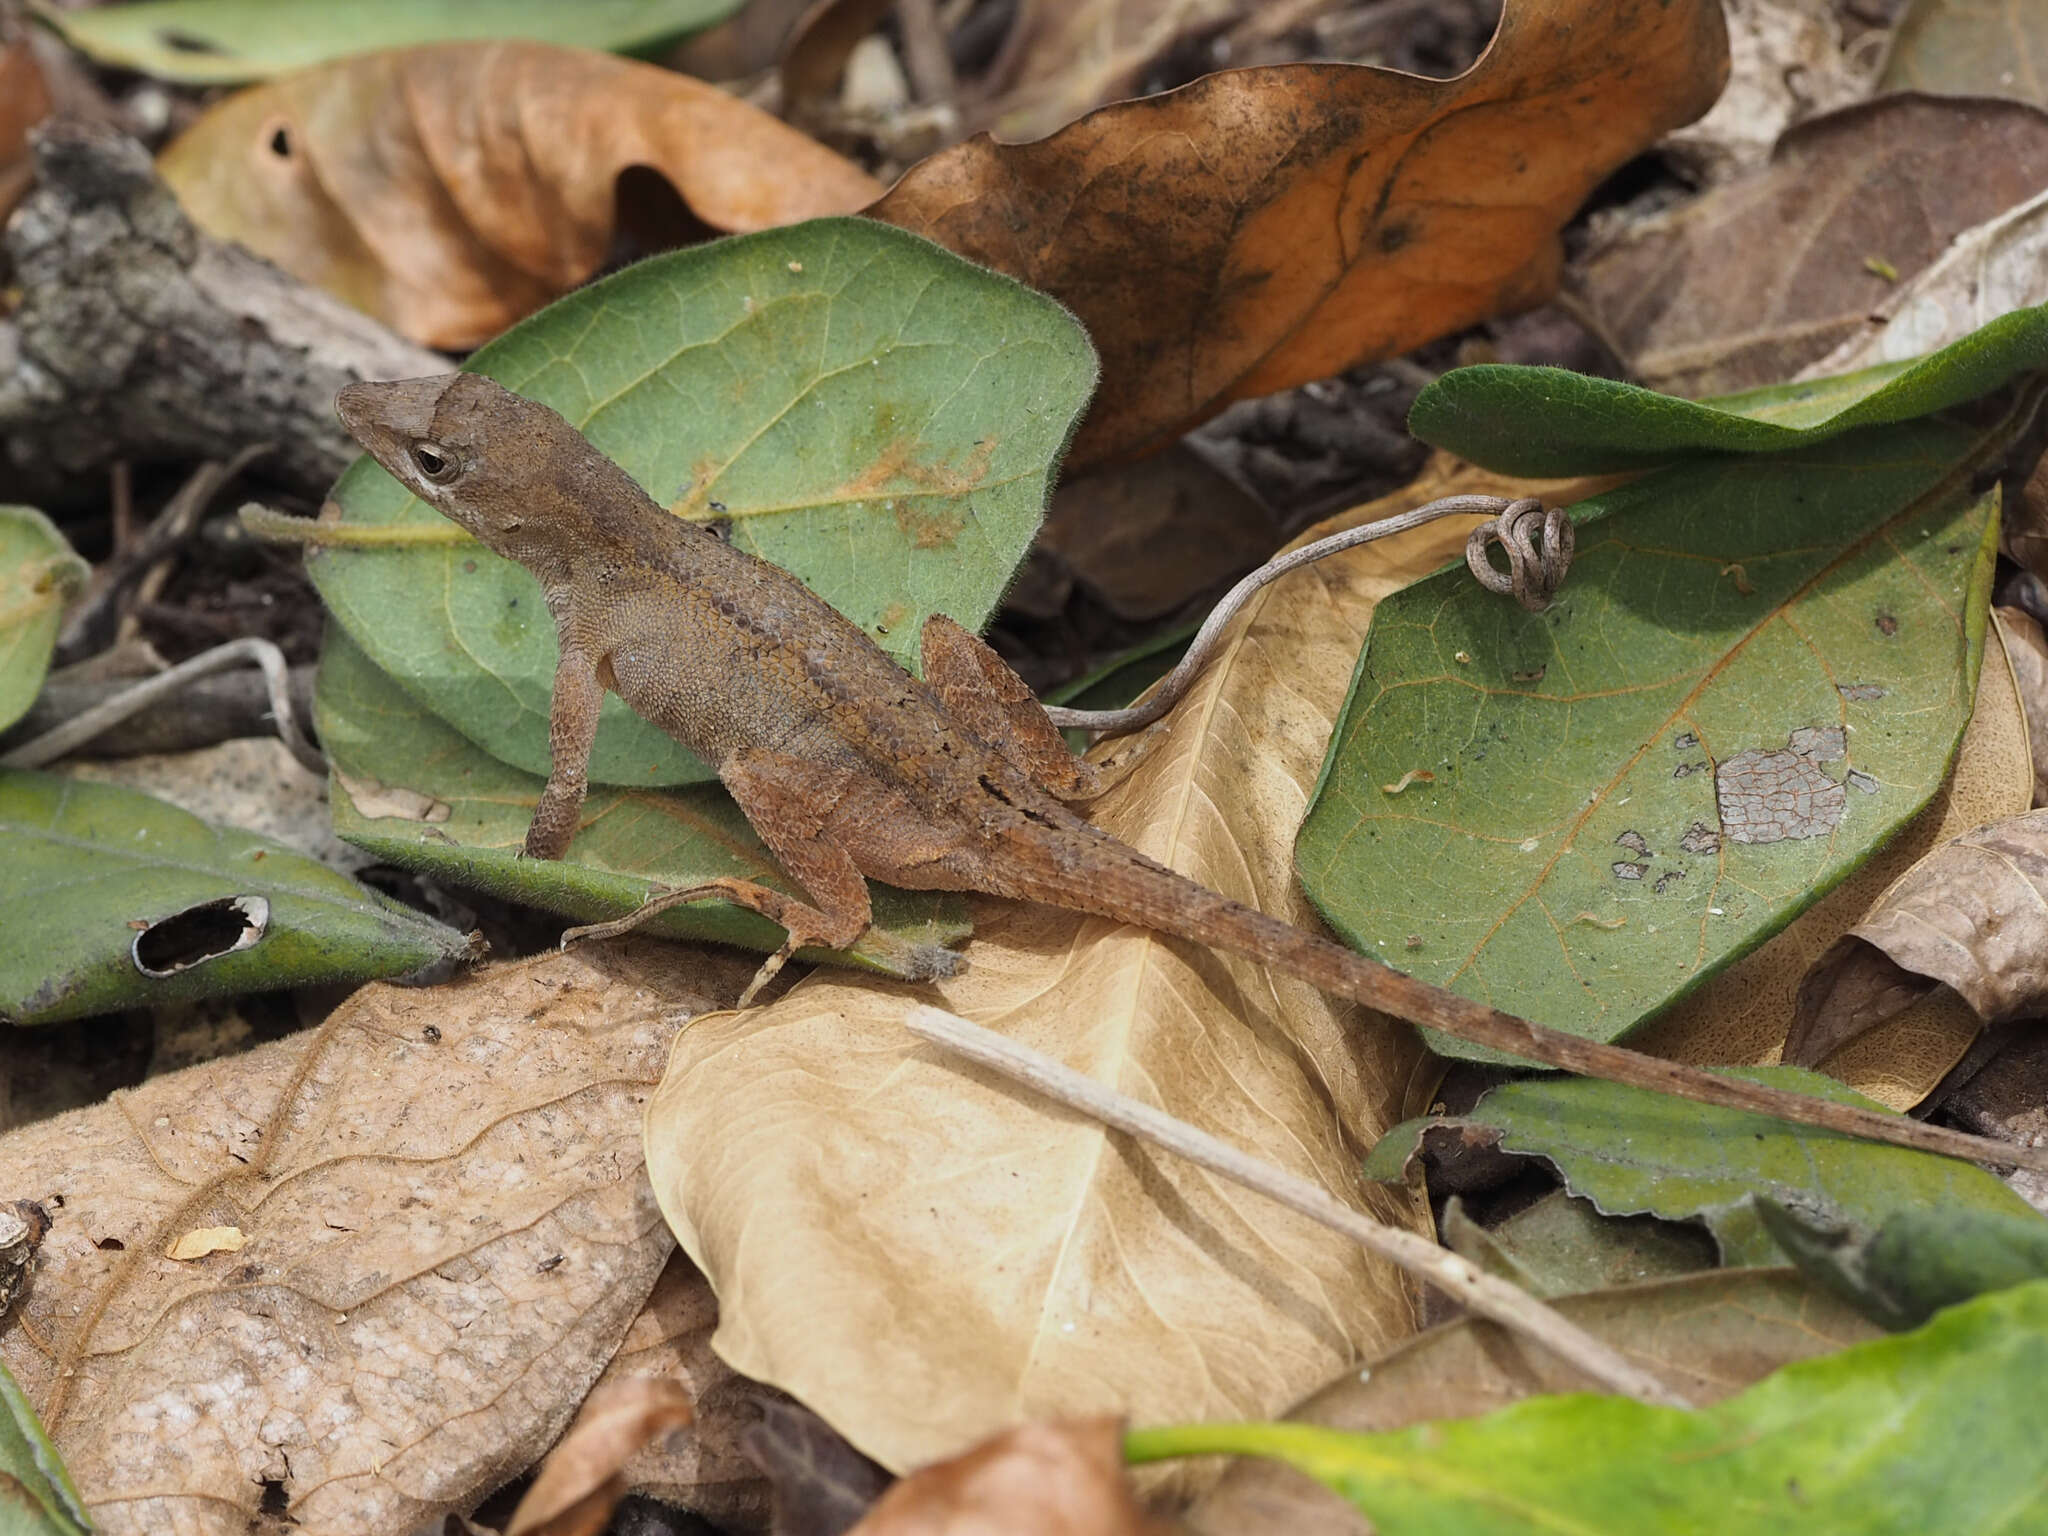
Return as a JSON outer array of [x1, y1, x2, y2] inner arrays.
[[335, 373, 570, 553]]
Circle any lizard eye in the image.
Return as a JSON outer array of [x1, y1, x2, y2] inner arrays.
[[411, 442, 460, 484]]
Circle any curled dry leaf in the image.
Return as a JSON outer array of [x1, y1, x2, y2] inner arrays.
[[1628, 624, 2031, 1107], [1577, 95, 2048, 397], [0, 941, 748, 1536], [158, 42, 881, 349], [870, 0, 1729, 465], [585, 1255, 772, 1529], [847, 1418, 1159, 1536], [1996, 607, 2048, 801], [505, 1377, 695, 1536], [1186, 1267, 1881, 1536], [1790, 807, 2048, 1066], [644, 461, 1607, 1480]]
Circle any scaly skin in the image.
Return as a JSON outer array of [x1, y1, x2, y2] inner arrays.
[[334, 373, 2048, 1172]]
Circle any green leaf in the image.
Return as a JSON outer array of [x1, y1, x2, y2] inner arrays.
[[1129, 1277, 2048, 1535], [0, 769, 473, 1026], [30, 0, 744, 83], [313, 218, 1096, 788], [316, 626, 966, 973], [1043, 623, 1195, 752], [1364, 1068, 2042, 1266], [0, 509, 86, 736], [0, 1361, 89, 1535], [1297, 421, 1997, 1056], [1758, 1200, 2048, 1331], [1443, 1190, 1717, 1298], [1407, 305, 2048, 475]]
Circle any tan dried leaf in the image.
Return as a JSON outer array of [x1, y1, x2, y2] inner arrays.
[[1629, 624, 2032, 1106], [1577, 95, 2048, 397], [164, 1224, 244, 1260], [847, 1418, 1159, 1536], [0, 942, 746, 1535], [589, 1255, 772, 1530], [1995, 607, 2048, 801], [505, 1377, 695, 1536], [1881, 0, 2048, 106], [158, 42, 881, 349], [1185, 1268, 1882, 1536], [872, 0, 1729, 465], [644, 461, 1609, 1480], [1790, 804, 2048, 1065]]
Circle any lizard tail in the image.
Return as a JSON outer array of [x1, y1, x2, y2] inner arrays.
[[994, 831, 2048, 1173]]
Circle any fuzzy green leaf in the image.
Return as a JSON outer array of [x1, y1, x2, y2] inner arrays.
[[313, 218, 1096, 789], [1408, 305, 2048, 475], [0, 509, 86, 736], [1297, 421, 1997, 1056]]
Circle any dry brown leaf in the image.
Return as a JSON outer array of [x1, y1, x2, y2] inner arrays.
[[589, 1254, 773, 1529], [869, 0, 1729, 466], [1659, 0, 1878, 185], [965, 0, 1245, 144], [0, 941, 749, 1535], [1185, 1267, 1882, 1535], [1801, 186, 2048, 379], [505, 1377, 695, 1536], [1628, 624, 2032, 1106], [1996, 606, 2048, 801], [2011, 440, 2048, 590], [0, 38, 51, 222], [847, 1418, 1159, 1536], [743, 1397, 894, 1536], [645, 460, 1610, 1481], [1789, 805, 2048, 1065], [1881, 0, 2048, 106], [1576, 94, 2048, 398], [158, 42, 881, 349], [1040, 445, 1278, 622]]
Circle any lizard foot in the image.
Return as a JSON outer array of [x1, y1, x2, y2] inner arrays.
[[905, 943, 966, 982]]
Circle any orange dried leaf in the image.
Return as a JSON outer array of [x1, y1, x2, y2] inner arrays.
[[869, 0, 1728, 466], [0, 39, 52, 221], [506, 1377, 695, 1536], [848, 1419, 1161, 1536], [158, 41, 882, 349]]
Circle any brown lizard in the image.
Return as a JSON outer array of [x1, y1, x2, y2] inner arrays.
[[334, 373, 2048, 1173]]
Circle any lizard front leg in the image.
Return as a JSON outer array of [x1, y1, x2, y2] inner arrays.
[[525, 645, 606, 860]]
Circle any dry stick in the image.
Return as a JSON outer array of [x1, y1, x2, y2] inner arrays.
[[0, 637, 323, 774], [902, 1004, 1693, 1409]]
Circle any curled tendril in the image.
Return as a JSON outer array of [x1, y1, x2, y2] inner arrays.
[[1464, 497, 1575, 611]]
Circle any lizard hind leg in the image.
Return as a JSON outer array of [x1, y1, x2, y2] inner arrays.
[[919, 613, 1104, 800]]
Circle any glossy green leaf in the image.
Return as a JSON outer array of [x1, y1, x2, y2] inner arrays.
[[0, 1362, 88, 1535], [0, 509, 86, 736], [316, 626, 966, 974], [1758, 1200, 2048, 1331], [314, 218, 1096, 788], [1297, 421, 1997, 1056], [0, 769, 472, 1026], [1407, 305, 2048, 475], [1131, 1278, 2048, 1535], [1365, 1068, 2042, 1266], [30, 0, 743, 83]]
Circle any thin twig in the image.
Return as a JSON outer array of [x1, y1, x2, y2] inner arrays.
[[902, 1004, 1692, 1408], [896, 0, 959, 105], [1043, 494, 1519, 734], [0, 637, 324, 774]]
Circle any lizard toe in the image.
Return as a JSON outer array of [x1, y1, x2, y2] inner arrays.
[[908, 943, 966, 982]]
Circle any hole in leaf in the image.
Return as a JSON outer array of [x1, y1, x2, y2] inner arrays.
[[132, 896, 270, 978], [264, 120, 293, 159]]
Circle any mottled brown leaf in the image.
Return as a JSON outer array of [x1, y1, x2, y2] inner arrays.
[[847, 1419, 1160, 1536], [743, 1398, 893, 1536], [1577, 95, 2048, 397], [1184, 1268, 1882, 1536], [1791, 808, 2048, 1065], [158, 42, 880, 349], [1629, 626, 2032, 1106], [871, 0, 1729, 465], [0, 942, 747, 1536], [505, 1377, 694, 1536]]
